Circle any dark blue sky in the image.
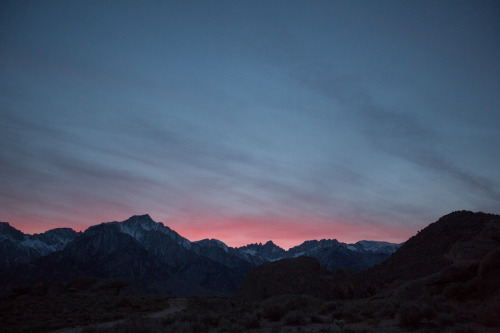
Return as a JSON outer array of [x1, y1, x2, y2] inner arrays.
[[1, 1, 499, 248]]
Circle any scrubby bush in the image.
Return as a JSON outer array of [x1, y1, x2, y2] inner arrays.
[[188, 321, 209, 333], [443, 280, 479, 301], [341, 302, 364, 323], [240, 312, 261, 329], [452, 326, 480, 333], [160, 315, 177, 326], [318, 301, 337, 314], [115, 297, 133, 308], [360, 304, 376, 318], [375, 302, 397, 319], [200, 312, 219, 327], [398, 303, 430, 329], [436, 312, 455, 327], [310, 313, 324, 323], [479, 299, 500, 327], [284, 311, 306, 325], [222, 323, 246, 333], [262, 303, 287, 321]]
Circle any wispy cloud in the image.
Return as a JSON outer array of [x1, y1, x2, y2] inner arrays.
[[2, 1, 499, 245]]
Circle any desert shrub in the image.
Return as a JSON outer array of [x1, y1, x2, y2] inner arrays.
[[478, 250, 500, 296], [360, 304, 376, 318], [310, 313, 324, 323], [176, 311, 199, 323], [160, 315, 177, 326], [121, 316, 153, 333], [375, 302, 397, 319], [164, 320, 207, 333], [115, 297, 133, 308], [341, 302, 364, 323], [367, 317, 381, 326], [187, 321, 208, 333], [452, 326, 479, 333], [270, 326, 281, 333], [93, 315, 166, 333], [286, 295, 309, 310], [284, 311, 306, 325], [344, 328, 367, 333], [240, 312, 261, 329], [12, 286, 31, 296], [330, 309, 343, 322], [479, 299, 500, 327], [435, 311, 455, 327], [398, 303, 431, 329], [443, 280, 478, 301], [200, 312, 219, 327], [262, 303, 287, 321], [222, 323, 245, 333], [318, 301, 337, 314]]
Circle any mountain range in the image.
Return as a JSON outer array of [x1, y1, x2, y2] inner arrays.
[[0, 214, 400, 296], [1, 211, 499, 332]]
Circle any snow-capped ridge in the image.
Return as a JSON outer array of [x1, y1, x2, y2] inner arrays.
[[108, 215, 192, 250], [0, 222, 25, 242], [194, 238, 229, 253], [347, 240, 401, 255], [0, 224, 80, 259], [1, 214, 402, 275]]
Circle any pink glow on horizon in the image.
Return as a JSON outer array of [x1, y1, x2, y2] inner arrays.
[[4, 211, 415, 250], [166, 214, 413, 250]]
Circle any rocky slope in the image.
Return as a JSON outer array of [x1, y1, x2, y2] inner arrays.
[[0, 223, 79, 269]]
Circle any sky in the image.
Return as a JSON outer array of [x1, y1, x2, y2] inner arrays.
[[1, 1, 499, 249]]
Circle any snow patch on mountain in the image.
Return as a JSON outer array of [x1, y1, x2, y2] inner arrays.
[[20, 238, 56, 254], [241, 249, 257, 256], [292, 251, 306, 258], [116, 214, 192, 250], [348, 240, 401, 254], [194, 238, 229, 253]]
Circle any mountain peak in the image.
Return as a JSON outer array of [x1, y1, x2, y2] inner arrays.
[[120, 214, 161, 233], [116, 215, 192, 250], [124, 214, 154, 223], [0, 222, 25, 242]]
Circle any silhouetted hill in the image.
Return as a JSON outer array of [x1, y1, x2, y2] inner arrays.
[[238, 256, 335, 301], [358, 210, 500, 291]]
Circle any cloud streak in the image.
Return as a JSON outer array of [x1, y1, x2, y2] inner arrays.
[[1, 1, 499, 246]]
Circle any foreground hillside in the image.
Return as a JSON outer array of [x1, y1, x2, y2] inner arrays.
[[235, 211, 500, 331], [0, 211, 498, 332]]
